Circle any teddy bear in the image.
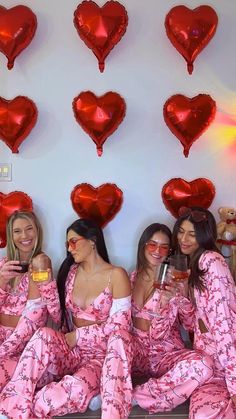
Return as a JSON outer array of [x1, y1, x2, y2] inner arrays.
[[217, 206, 236, 282]]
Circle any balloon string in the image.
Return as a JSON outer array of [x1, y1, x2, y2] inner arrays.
[[187, 62, 193, 75], [97, 146, 103, 157], [99, 61, 105, 73]]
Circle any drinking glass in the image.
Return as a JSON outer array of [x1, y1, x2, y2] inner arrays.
[[169, 255, 188, 282], [19, 261, 29, 273], [153, 262, 170, 290], [32, 253, 51, 282]]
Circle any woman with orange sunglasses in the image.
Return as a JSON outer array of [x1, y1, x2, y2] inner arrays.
[[172, 207, 236, 418], [129, 222, 213, 415]]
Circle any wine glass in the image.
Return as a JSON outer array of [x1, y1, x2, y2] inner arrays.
[[153, 262, 170, 290], [169, 255, 188, 282]]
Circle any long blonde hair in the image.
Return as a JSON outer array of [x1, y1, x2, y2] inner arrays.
[[6, 211, 43, 261]]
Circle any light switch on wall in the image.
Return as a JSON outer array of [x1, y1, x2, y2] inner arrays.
[[0, 164, 12, 181]]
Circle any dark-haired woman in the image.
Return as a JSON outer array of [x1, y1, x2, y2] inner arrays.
[[0, 211, 60, 391], [172, 207, 236, 418], [0, 219, 132, 419], [129, 223, 213, 415]]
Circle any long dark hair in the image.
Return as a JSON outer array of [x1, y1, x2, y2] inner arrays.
[[136, 223, 172, 276], [57, 218, 110, 328], [172, 206, 219, 291]]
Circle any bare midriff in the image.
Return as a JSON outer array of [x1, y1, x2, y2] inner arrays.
[[132, 316, 151, 332], [0, 313, 20, 328], [72, 316, 101, 328]]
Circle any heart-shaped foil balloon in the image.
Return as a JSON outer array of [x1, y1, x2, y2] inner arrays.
[[162, 178, 215, 218], [163, 94, 216, 157], [74, 0, 128, 72], [71, 183, 123, 227], [0, 5, 37, 69], [0, 96, 38, 153], [73, 91, 126, 156], [165, 5, 218, 74]]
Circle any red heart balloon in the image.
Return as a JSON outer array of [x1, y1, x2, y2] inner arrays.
[[0, 96, 38, 153], [163, 94, 216, 157], [162, 178, 215, 218], [0, 191, 33, 248], [71, 183, 123, 228], [73, 91, 126, 156], [165, 5, 218, 74], [0, 5, 37, 70], [74, 0, 128, 72]]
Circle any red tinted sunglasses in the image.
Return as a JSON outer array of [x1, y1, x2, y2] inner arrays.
[[65, 237, 85, 250], [145, 240, 170, 254], [178, 207, 207, 222]]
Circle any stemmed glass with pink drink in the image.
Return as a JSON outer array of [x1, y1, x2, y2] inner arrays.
[[169, 254, 189, 282]]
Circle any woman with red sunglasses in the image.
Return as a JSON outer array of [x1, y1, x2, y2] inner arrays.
[[172, 206, 236, 418], [0, 218, 132, 419], [129, 223, 213, 415]]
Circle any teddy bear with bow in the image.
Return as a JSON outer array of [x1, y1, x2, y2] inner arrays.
[[217, 206, 236, 282]]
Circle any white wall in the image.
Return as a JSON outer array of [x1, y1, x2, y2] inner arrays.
[[1, 0, 236, 272]]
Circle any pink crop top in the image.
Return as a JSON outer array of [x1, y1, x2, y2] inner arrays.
[[130, 271, 161, 321], [65, 264, 113, 322]]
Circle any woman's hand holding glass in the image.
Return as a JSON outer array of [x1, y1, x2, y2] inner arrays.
[[169, 255, 189, 282], [169, 255, 190, 299], [152, 263, 178, 309], [0, 260, 24, 289]]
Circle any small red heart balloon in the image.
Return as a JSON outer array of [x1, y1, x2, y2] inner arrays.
[[0, 96, 38, 153], [73, 91, 126, 156], [163, 94, 216, 157], [74, 0, 128, 72], [162, 178, 215, 218], [0, 191, 33, 248], [71, 183, 123, 228], [0, 5, 37, 70], [165, 5, 218, 74]]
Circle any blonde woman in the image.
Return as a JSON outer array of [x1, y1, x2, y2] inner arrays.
[[0, 210, 60, 390]]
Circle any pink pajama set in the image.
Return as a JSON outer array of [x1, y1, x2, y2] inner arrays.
[[130, 271, 214, 415], [0, 263, 132, 419], [188, 251, 236, 418], [0, 257, 61, 392]]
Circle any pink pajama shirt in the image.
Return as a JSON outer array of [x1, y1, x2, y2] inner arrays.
[[188, 251, 236, 418], [0, 263, 132, 419], [130, 271, 214, 414], [0, 257, 61, 391]]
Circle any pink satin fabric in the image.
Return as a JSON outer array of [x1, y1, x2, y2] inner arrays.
[[0, 264, 132, 418], [130, 271, 213, 414]]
